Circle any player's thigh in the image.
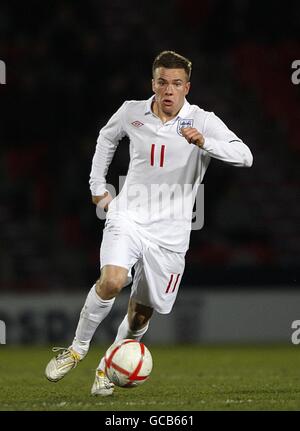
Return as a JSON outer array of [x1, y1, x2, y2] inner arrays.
[[100, 217, 142, 285]]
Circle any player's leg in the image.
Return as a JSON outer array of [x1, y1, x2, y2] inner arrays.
[[45, 265, 128, 383], [117, 298, 153, 340], [92, 243, 184, 395], [89, 219, 143, 395], [46, 217, 141, 384], [71, 265, 128, 355], [92, 258, 152, 396], [91, 298, 153, 396], [95, 297, 153, 371]]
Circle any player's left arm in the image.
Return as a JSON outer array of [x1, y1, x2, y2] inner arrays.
[[182, 112, 253, 167]]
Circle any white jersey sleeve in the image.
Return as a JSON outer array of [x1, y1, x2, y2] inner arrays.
[[89, 102, 128, 196], [201, 112, 253, 167]]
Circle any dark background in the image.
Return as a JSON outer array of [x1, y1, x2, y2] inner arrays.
[[0, 0, 299, 293]]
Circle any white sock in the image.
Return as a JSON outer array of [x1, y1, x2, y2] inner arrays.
[[97, 314, 149, 371], [71, 285, 115, 358]]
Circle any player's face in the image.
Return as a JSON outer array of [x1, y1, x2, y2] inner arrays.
[[152, 67, 190, 118]]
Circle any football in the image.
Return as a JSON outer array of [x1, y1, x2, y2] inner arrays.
[[104, 339, 153, 388]]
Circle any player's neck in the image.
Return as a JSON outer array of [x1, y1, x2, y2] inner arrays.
[[152, 101, 180, 123]]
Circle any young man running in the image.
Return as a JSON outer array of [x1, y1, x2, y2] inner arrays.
[[45, 50, 253, 395]]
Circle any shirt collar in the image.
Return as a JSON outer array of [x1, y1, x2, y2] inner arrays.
[[144, 96, 154, 115], [144, 96, 191, 123]]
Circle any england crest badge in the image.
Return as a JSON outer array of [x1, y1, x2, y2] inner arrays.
[[177, 118, 194, 136]]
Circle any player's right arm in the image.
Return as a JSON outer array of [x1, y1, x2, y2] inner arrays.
[[89, 102, 128, 206], [91, 192, 112, 211], [183, 111, 253, 168]]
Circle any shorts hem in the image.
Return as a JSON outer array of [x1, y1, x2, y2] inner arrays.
[[130, 296, 173, 315], [100, 262, 131, 271]]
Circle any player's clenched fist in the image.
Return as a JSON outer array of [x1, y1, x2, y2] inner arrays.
[[181, 127, 205, 148], [92, 191, 113, 211]]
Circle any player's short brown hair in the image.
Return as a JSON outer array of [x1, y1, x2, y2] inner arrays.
[[152, 51, 192, 81]]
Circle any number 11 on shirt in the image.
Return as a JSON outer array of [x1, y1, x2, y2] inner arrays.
[[150, 144, 165, 167]]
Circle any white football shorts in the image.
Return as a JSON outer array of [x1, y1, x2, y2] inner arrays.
[[100, 216, 185, 314]]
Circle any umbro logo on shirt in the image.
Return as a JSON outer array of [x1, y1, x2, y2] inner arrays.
[[131, 120, 144, 128]]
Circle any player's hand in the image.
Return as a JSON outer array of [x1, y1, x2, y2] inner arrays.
[[92, 192, 113, 212], [181, 127, 205, 148]]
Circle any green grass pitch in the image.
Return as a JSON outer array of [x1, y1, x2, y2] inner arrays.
[[0, 345, 300, 411]]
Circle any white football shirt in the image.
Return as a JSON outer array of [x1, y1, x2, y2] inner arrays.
[[90, 96, 253, 252]]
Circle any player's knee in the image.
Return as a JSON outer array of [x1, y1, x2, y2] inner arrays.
[[96, 277, 123, 298]]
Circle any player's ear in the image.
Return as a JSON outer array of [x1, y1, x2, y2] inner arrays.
[[185, 81, 191, 96], [151, 78, 155, 93]]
